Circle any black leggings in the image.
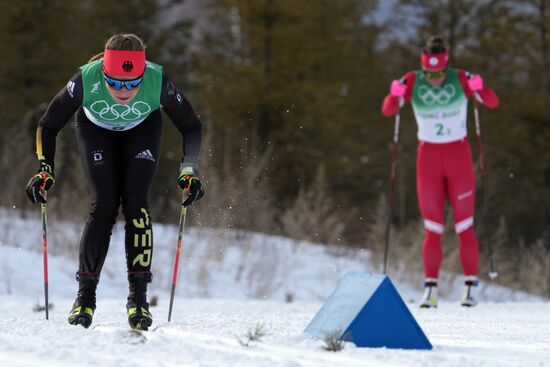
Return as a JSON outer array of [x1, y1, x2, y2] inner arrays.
[[75, 109, 163, 278]]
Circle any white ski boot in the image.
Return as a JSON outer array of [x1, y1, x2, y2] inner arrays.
[[461, 276, 479, 307], [419, 278, 438, 308]]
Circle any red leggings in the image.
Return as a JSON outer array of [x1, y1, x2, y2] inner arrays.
[[417, 139, 479, 278]]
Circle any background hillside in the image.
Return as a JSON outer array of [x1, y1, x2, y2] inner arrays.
[[0, 0, 548, 296]]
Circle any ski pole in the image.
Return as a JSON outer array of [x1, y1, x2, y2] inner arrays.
[[167, 191, 188, 322], [40, 190, 49, 319], [473, 98, 498, 279], [383, 111, 401, 275]]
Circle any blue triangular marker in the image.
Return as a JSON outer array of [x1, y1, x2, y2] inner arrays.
[[305, 272, 432, 350]]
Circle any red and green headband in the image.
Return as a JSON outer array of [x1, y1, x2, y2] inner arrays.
[[103, 49, 146, 77]]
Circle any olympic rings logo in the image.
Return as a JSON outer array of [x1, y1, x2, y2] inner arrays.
[[418, 85, 456, 105], [90, 100, 152, 121]]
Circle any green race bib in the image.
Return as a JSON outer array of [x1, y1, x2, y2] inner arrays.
[[80, 59, 162, 131], [411, 68, 468, 143]]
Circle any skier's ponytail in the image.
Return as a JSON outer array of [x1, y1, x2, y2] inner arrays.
[[423, 35, 448, 55], [88, 53, 104, 63]]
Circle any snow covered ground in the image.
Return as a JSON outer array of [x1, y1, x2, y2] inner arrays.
[[1, 208, 549, 366], [2, 296, 549, 367]]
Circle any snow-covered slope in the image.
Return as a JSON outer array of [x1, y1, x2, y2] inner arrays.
[[0, 209, 538, 304], [0, 209, 548, 366]]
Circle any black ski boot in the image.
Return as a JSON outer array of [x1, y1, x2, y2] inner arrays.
[[419, 278, 438, 308], [461, 276, 479, 307], [68, 272, 98, 328], [126, 272, 153, 331]]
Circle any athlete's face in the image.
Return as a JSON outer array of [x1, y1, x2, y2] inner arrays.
[[424, 69, 447, 87], [105, 76, 140, 105]]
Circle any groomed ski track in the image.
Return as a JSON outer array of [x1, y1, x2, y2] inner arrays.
[[0, 297, 549, 367]]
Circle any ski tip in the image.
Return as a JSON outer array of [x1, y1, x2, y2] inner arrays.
[[488, 271, 498, 280], [134, 323, 148, 332], [77, 317, 91, 329], [130, 318, 150, 331]]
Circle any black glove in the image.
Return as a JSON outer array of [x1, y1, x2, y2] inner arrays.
[[25, 161, 55, 204], [177, 174, 204, 207]]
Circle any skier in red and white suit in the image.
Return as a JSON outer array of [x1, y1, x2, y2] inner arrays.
[[381, 36, 499, 307]]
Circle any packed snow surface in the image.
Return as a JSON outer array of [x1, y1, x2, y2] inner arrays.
[[1, 296, 549, 367], [0, 210, 548, 366]]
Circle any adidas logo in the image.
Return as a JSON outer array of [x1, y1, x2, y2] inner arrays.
[[135, 149, 155, 162]]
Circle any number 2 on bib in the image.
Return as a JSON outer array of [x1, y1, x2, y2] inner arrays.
[[435, 123, 444, 136]]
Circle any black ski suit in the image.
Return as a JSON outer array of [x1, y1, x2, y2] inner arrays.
[[36, 70, 201, 280]]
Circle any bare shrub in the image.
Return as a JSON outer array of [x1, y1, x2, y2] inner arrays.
[[478, 216, 517, 286], [49, 221, 82, 257], [280, 165, 347, 245], [246, 236, 280, 298], [195, 257, 211, 297], [236, 322, 267, 347], [285, 292, 294, 303], [2, 259, 12, 294], [190, 129, 276, 233], [364, 195, 387, 256], [481, 217, 550, 297], [0, 105, 44, 212], [234, 231, 253, 283], [1, 103, 90, 257], [364, 195, 424, 277], [390, 219, 425, 279], [518, 238, 550, 296], [194, 230, 232, 297], [323, 330, 348, 352]]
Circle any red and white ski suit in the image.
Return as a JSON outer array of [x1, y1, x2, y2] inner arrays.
[[381, 69, 499, 278]]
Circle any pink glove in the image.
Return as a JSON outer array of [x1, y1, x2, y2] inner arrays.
[[390, 80, 406, 97], [467, 74, 483, 91]]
